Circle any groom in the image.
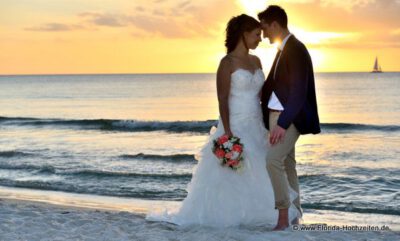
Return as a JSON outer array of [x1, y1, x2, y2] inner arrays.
[[258, 6, 321, 230]]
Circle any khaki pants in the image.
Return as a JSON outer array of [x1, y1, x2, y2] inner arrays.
[[266, 111, 302, 215]]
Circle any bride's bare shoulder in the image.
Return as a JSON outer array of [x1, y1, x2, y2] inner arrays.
[[218, 55, 233, 71], [220, 54, 233, 64], [250, 54, 262, 69]]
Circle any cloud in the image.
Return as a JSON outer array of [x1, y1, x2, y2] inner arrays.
[[309, 41, 400, 49], [23, 0, 399, 49], [267, 0, 400, 49], [79, 12, 125, 27], [24, 0, 240, 38], [24, 23, 84, 32], [127, 0, 239, 38], [391, 28, 400, 35], [276, 0, 378, 11], [152, 9, 166, 16], [275, 0, 400, 32], [135, 6, 145, 12], [127, 14, 193, 38], [319, 0, 376, 10], [305, 29, 400, 49], [177, 1, 191, 9]]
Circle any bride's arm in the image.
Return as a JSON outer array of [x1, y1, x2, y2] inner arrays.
[[216, 57, 233, 136], [254, 56, 263, 99]]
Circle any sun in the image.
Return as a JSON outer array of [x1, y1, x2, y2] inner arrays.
[[237, 0, 267, 17]]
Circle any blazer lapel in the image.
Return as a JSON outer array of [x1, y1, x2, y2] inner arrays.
[[273, 35, 296, 82], [267, 49, 282, 81]]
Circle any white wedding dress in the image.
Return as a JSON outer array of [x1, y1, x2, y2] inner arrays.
[[146, 68, 301, 227]]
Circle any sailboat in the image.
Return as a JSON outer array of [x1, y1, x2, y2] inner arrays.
[[371, 57, 383, 73]]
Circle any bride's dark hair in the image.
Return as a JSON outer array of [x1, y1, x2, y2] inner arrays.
[[225, 14, 261, 53]]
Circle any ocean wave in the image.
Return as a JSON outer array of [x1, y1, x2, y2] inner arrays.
[[0, 150, 36, 158], [0, 175, 398, 216], [0, 163, 55, 172], [0, 178, 183, 200], [0, 162, 192, 180], [321, 123, 400, 132], [1, 161, 398, 185], [1, 116, 399, 133], [62, 169, 192, 179], [0, 117, 217, 133], [119, 153, 196, 163], [0, 167, 398, 215], [302, 203, 400, 216]]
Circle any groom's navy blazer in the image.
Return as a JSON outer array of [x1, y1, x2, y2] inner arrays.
[[261, 35, 321, 135]]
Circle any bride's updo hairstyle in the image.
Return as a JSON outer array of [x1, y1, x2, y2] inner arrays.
[[225, 14, 261, 53]]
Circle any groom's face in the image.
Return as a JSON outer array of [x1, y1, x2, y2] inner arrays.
[[260, 20, 275, 44]]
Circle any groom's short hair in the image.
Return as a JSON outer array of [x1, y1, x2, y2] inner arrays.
[[258, 5, 288, 29]]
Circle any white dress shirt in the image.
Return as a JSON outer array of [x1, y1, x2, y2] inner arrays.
[[267, 33, 292, 111]]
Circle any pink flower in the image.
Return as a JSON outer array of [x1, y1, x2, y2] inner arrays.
[[214, 148, 225, 158], [231, 160, 239, 166], [218, 135, 229, 145], [232, 144, 242, 152], [226, 160, 236, 166], [225, 152, 233, 159]]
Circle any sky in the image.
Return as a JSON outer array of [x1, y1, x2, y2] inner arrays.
[[1, 0, 399, 74]]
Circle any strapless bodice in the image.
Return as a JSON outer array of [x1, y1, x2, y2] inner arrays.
[[228, 68, 265, 119]]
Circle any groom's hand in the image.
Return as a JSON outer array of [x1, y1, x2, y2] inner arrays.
[[269, 125, 286, 146]]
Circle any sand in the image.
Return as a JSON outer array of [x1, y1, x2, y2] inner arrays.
[[0, 186, 399, 241]]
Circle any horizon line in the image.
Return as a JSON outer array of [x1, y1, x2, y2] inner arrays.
[[1, 71, 399, 76]]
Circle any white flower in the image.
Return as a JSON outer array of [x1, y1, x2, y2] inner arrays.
[[223, 141, 233, 149], [231, 151, 239, 160]]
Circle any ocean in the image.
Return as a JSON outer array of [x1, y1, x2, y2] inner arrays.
[[0, 72, 399, 218]]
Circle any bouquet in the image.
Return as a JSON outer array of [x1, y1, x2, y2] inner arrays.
[[212, 134, 244, 171]]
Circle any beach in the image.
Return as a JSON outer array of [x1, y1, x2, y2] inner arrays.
[[2, 0, 400, 239], [0, 72, 399, 240], [1, 187, 399, 241]]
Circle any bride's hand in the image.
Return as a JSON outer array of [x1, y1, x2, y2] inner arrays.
[[225, 129, 234, 137]]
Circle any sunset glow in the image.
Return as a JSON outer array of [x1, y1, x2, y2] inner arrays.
[[0, 0, 399, 74]]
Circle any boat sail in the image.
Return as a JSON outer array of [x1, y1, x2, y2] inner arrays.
[[372, 57, 382, 73]]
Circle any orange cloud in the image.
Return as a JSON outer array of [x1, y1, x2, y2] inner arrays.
[[78, 12, 125, 27], [24, 23, 86, 32], [23, 0, 241, 38], [2, 0, 399, 74], [265, 0, 400, 49]]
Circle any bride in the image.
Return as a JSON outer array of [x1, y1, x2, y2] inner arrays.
[[146, 14, 300, 228]]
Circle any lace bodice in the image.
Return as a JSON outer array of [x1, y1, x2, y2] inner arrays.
[[229, 68, 265, 118]]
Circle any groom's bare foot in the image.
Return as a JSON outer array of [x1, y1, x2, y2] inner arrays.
[[272, 208, 289, 231], [273, 223, 289, 231]]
